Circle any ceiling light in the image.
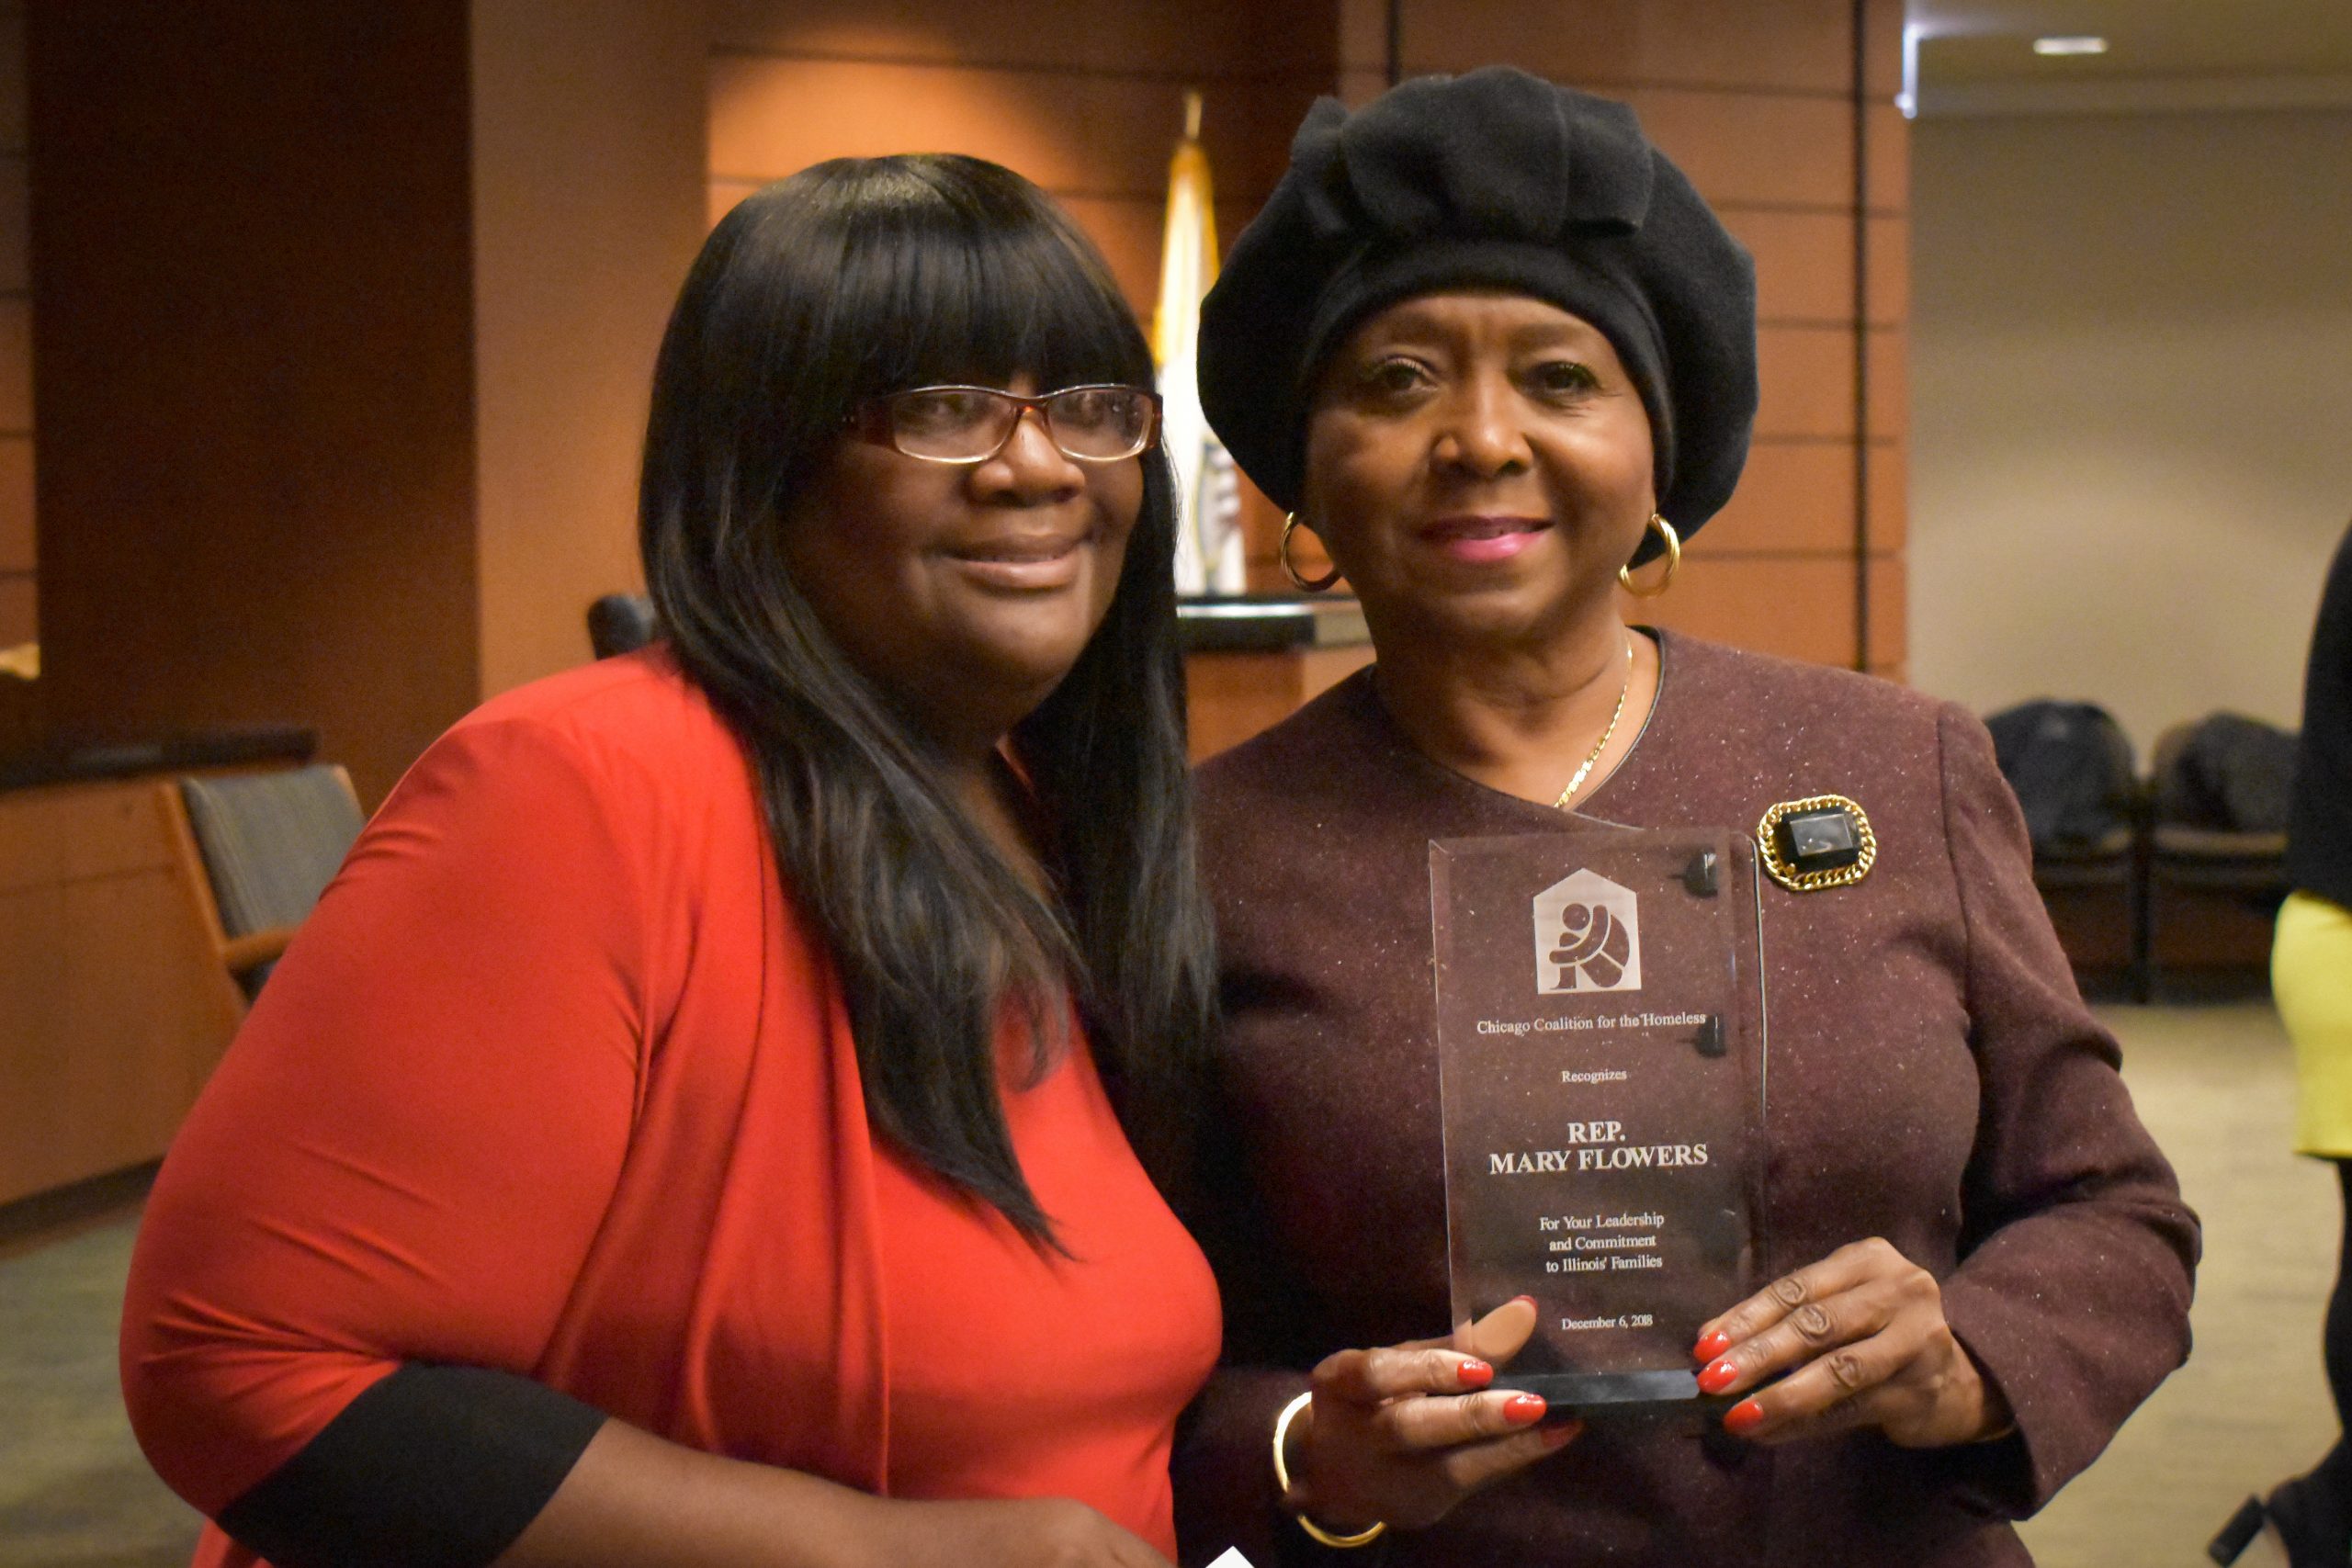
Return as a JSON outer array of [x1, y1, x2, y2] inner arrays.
[[2032, 36, 2109, 55]]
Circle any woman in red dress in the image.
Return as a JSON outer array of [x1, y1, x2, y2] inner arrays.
[[122, 154, 1220, 1568]]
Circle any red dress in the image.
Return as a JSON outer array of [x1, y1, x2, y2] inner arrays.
[[121, 649, 1221, 1565]]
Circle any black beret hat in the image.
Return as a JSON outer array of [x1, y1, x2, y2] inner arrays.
[[1199, 67, 1758, 548]]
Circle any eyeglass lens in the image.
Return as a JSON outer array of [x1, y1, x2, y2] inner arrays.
[[888, 387, 1154, 462]]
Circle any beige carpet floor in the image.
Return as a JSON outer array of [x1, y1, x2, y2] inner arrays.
[[0, 1202, 201, 1568], [0, 1000, 2336, 1566]]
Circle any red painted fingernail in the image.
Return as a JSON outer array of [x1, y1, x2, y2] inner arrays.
[[1510, 1295, 1537, 1309], [1541, 1417, 1583, 1449], [1693, 1330, 1732, 1361], [1457, 1359, 1495, 1390], [1504, 1393, 1547, 1424], [1697, 1359, 1739, 1395], [1724, 1399, 1766, 1437]]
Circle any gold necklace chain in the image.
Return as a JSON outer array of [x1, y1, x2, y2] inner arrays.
[[1553, 636, 1634, 810]]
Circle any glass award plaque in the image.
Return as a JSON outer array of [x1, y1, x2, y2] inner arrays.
[[1430, 829, 1766, 1415]]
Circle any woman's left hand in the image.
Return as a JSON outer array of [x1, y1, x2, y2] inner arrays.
[[1691, 1237, 2014, 1449]]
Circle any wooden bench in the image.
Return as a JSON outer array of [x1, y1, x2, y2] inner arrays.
[[0, 775, 245, 1204], [0, 727, 355, 1206]]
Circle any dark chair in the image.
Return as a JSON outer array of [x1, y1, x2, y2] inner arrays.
[[175, 763, 366, 998], [587, 593, 659, 660], [2143, 712, 2297, 998], [1984, 701, 2143, 995]]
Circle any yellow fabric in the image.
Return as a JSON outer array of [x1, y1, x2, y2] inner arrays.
[[2278, 890, 2352, 1156]]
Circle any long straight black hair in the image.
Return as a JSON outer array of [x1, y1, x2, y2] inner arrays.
[[639, 154, 1213, 1241]]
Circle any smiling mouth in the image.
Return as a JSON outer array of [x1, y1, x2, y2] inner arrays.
[[1419, 515, 1551, 542], [950, 535, 1086, 564], [1420, 515, 1551, 564], [944, 533, 1094, 590]]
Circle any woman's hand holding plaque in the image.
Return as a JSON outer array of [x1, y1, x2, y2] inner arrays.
[[1691, 1237, 2015, 1447], [1282, 1298, 1582, 1533]]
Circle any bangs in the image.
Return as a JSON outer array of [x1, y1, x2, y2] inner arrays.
[[813, 159, 1152, 398], [659, 155, 1164, 547]]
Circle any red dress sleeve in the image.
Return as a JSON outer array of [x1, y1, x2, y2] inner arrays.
[[121, 703, 655, 1517]]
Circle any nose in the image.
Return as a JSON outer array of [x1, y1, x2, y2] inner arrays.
[[974, 405, 1085, 502], [1431, 374, 1532, 478]]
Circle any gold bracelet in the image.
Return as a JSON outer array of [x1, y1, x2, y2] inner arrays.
[[1272, 1391, 1388, 1549]]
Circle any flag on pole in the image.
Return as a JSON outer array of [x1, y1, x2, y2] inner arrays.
[[1153, 91, 1245, 597]]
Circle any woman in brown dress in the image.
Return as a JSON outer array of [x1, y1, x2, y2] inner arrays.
[[1173, 69, 2198, 1568]]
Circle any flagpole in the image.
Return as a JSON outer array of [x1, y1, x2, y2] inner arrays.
[[1152, 89, 1244, 597]]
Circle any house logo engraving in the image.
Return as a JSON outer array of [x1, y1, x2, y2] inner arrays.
[[1533, 870, 1642, 993]]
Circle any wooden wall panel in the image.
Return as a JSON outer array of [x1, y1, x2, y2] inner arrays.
[[1699, 442, 1854, 557], [28, 3, 707, 801], [1867, 553, 1905, 671], [1863, 0, 1905, 98], [0, 434, 27, 570], [0, 780, 241, 1206], [710, 56, 1314, 208], [469, 0, 709, 701], [993, 194, 1262, 318], [1185, 644, 1374, 763], [0, 1, 18, 146], [1867, 103, 1908, 212], [707, 1, 1343, 359], [1403, 0, 1856, 94], [1633, 556, 1859, 668], [1727, 208, 1854, 326], [1757, 326, 1857, 440], [0, 292, 28, 430], [1867, 484, 1906, 633], [28, 2, 482, 807], [707, 175, 759, 227], [1337, 68, 1388, 108], [1625, 90, 1852, 210], [0, 3, 30, 670], [1867, 214, 1908, 325], [0, 679, 32, 754], [0, 147, 23, 292], [712, 0, 1337, 76], [1866, 440, 1906, 552], [1866, 328, 1906, 439], [0, 570, 27, 642], [1339, 0, 1386, 73]]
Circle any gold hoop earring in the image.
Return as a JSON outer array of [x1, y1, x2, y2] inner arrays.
[[1618, 513, 1680, 598], [1281, 513, 1344, 593]]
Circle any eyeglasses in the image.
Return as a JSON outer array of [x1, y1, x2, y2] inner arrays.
[[847, 384, 1162, 464]]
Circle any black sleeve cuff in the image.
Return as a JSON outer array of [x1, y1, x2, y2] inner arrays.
[[216, 1363, 605, 1568]]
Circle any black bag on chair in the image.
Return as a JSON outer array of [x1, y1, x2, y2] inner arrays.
[[2158, 712, 2299, 836], [1984, 700, 2138, 853]]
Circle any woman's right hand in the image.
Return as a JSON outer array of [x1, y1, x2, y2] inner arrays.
[[1281, 1297, 1582, 1533], [866, 1497, 1172, 1568]]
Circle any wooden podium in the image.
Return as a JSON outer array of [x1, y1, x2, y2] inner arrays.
[[1180, 597, 1374, 763]]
